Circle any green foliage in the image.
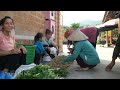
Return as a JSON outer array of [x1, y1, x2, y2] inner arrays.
[[112, 28, 119, 37], [70, 23, 80, 29], [84, 24, 90, 27], [62, 26, 69, 33], [79, 26, 84, 28], [15, 64, 68, 79], [103, 29, 118, 38], [53, 67, 68, 77], [97, 36, 101, 44]]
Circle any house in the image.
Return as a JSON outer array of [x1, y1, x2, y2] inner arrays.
[[102, 11, 119, 47], [0, 11, 63, 52]]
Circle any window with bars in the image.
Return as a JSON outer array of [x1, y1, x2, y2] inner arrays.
[[52, 25, 54, 34], [51, 11, 54, 16]]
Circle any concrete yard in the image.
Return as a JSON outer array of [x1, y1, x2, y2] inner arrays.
[[62, 45, 120, 79]]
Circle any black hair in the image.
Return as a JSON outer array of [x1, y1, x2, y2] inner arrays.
[[67, 40, 73, 47], [0, 16, 14, 26], [67, 40, 79, 47], [45, 29, 53, 35], [34, 32, 43, 42]]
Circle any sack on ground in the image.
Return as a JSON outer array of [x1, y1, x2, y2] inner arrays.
[[12, 63, 36, 79], [50, 47, 57, 55]]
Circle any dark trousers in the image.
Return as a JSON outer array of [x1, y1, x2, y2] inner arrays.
[[90, 27, 99, 48], [0, 50, 26, 71], [45, 49, 55, 59], [44, 45, 55, 59], [76, 56, 96, 69], [76, 40, 97, 69], [34, 52, 43, 65], [90, 42, 97, 48], [112, 34, 120, 60]]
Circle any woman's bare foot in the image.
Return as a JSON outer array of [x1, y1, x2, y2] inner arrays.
[[75, 67, 89, 71], [81, 67, 89, 71], [105, 62, 115, 71]]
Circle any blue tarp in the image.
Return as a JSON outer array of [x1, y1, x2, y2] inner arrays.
[[0, 71, 13, 79]]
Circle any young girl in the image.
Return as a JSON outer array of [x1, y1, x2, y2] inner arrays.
[[0, 16, 27, 73], [62, 29, 100, 71], [34, 32, 48, 64]]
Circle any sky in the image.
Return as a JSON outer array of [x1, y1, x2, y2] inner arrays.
[[62, 11, 105, 26]]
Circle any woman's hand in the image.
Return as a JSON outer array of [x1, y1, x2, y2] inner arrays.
[[68, 48, 73, 53], [45, 53, 49, 56], [44, 46, 50, 50], [18, 45, 27, 54], [21, 45, 27, 54], [47, 47, 50, 51], [61, 59, 66, 64], [10, 48, 21, 54]]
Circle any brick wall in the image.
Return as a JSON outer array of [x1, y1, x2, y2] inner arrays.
[[0, 11, 45, 45], [55, 11, 63, 52], [0, 11, 63, 51]]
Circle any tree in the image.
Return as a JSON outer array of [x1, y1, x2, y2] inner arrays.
[[85, 24, 90, 27], [113, 28, 119, 37], [70, 23, 80, 29], [62, 26, 69, 33], [79, 26, 84, 29]]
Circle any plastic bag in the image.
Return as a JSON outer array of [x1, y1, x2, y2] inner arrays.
[[43, 55, 52, 61], [50, 47, 57, 55], [58, 52, 69, 56], [12, 63, 36, 79]]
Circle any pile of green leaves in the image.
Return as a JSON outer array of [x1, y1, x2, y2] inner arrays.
[[54, 67, 68, 77], [15, 64, 68, 79]]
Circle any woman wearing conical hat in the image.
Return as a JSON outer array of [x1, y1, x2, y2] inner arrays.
[[66, 18, 118, 49], [62, 29, 100, 71]]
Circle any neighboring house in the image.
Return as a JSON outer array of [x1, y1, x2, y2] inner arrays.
[[103, 11, 120, 22], [101, 11, 119, 47], [44, 11, 56, 39], [0, 11, 63, 52]]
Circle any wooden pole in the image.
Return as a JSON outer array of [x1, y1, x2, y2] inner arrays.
[[118, 18, 120, 34], [106, 31, 108, 47], [110, 30, 113, 44], [106, 17, 113, 47]]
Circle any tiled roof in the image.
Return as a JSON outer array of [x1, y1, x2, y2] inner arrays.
[[103, 11, 120, 22]]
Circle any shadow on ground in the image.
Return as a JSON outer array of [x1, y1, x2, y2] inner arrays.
[[65, 59, 120, 79]]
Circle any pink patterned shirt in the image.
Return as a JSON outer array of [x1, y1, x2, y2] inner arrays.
[[0, 31, 15, 51]]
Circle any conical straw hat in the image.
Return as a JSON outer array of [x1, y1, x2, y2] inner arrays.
[[64, 29, 74, 39], [67, 29, 88, 41]]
